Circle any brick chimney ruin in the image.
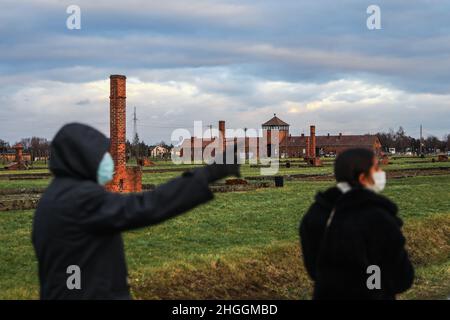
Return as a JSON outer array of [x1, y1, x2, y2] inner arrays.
[[219, 120, 226, 154], [106, 75, 142, 193], [14, 143, 24, 164], [305, 125, 321, 166], [5, 143, 28, 170], [309, 125, 316, 158]]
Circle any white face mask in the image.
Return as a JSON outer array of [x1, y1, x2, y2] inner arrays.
[[97, 152, 115, 185], [367, 170, 386, 193]]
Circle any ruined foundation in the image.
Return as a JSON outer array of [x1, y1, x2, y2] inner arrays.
[[5, 144, 28, 170]]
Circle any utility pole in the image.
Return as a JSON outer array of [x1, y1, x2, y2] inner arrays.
[[244, 127, 247, 162], [133, 107, 139, 160], [419, 124, 423, 156], [133, 107, 138, 141], [285, 127, 288, 159]]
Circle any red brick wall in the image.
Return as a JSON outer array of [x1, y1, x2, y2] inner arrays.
[[0, 153, 31, 162], [305, 136, 310, 158], [321, 145, 378, 155], [126, 166, 142, 192]]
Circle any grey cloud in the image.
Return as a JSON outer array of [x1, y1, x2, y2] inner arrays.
[[1, 1, 449, 143], [75, 99, 90, 105]]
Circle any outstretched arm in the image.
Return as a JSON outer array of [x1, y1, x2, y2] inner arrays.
[[75, 164, 238, 233]]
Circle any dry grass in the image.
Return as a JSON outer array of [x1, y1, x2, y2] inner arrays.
[[132, 214, 450, 299]]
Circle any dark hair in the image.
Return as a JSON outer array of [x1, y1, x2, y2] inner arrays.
[[334, 148, 375, 187]]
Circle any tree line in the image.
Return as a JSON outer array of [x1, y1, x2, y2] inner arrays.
[[1, 127, 448, 162], [0, 137, 51, 161], [376, 127, 450, 154], [126, 133, 173, 160]]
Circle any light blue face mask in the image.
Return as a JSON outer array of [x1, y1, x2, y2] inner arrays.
[[97, 152, 115, 185]]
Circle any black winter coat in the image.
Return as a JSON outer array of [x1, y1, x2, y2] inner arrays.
[[32, 123, 214, 299], [299, 187, 414, 300]]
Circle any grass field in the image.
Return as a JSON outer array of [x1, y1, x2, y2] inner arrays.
[[0, 157, 449, 299]]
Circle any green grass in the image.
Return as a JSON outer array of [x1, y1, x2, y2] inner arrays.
[[401, 261, 450, 300], [0, 212, 37, 299], [0, 174, 449, 299], [0, 179, 51, 190], [1, 155, 449, 189], [0, 169, 49, 175]]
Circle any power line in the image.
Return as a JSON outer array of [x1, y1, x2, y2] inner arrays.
[[135, 123, 212, 129]]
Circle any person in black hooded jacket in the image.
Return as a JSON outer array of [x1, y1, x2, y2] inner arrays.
[[32, 123, 239, 300], [299, 148, 414, 300]]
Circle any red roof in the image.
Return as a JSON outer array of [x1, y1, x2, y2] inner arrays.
[[181, 134, 379, 150], [282, 134, 380, 148], [262, 115, 289, 127], [180, 137, 261, 149]]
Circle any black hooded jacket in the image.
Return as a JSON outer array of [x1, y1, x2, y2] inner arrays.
[[299, 186, 414, 300], [32, 123, 216, 300]]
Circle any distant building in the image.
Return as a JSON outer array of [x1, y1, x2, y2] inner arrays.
[[280, 132, 382, 157], [0, 151, 32, 163], [150, 145, 170, 158], [3, 144, 30, 170], [179, 115, 382, 161]]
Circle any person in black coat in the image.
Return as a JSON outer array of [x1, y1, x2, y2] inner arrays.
[[32, 123, 239, 300], [299, 148, 414, 300]]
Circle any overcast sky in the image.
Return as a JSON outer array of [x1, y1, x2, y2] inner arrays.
[[1, 0, 449, 144]]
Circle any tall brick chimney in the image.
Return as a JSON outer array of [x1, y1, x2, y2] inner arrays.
[[219, 120, 226, 153], [107, 74, 142, 193], [110, 75, 127, 170], [310, 125, 316, 158]]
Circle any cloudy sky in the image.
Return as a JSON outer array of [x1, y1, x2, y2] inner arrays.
[[1, 0, 449, 144]]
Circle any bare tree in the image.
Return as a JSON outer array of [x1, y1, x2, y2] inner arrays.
[[377, 127, 447, 154], [19, 137, 50, 162], [424, 136, 441, 153], [0, 139, 9, 153], [446, 134, 450, 151]]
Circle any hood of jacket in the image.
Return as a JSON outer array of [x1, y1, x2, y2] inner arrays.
[[336, 187, 399, 219], [314, 186, 343, 212], [49, 123, 110, 181], [315, 186, 398, 219]]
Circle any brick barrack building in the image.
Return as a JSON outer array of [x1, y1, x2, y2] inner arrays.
[[181, 114, 382, 161], [265, 115, 383, 158]]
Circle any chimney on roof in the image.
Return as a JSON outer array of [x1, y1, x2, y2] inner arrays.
[[327, 133, 330, 138], [305, 136, 310, 158], [339, 132, 342, 139], [301, 133, 304, 137]]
